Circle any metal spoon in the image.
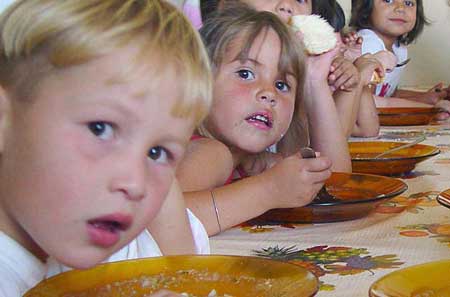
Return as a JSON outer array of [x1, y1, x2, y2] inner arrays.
[[395, 58, 411, 68], [437, 189, 450, 209], [374, 134, 426, 159], [299, 147, 339, 203]]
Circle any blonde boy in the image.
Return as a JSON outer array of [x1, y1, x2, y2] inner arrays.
[[0, 0, 211, 296]]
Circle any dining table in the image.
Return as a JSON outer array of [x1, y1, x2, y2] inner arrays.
[[209, 118, 450, 296]]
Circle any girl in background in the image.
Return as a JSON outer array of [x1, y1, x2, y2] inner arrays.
[[351, 0, 450, 108], [237, 0, 390, 138], [177, 4, 333, 235]]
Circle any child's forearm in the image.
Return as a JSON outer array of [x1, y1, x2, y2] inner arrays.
[[352, 87, 380, 137], [334, 87, 362, 138], [147, 179, 196, 255], [303, 80, 352, 172], [184, 175, 276, 236], [394, 88, 424, 99]]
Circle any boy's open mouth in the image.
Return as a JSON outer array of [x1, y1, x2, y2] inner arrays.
[[87, 214, 132, 248], [88, 219, 129, 233]]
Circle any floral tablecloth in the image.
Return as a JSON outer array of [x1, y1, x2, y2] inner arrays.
[[209, 121, 450, 296]]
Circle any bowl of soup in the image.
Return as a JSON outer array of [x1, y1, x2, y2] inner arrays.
[[24, 255, 319, 297]]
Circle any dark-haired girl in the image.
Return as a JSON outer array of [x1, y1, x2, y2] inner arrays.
[[351, 0, 449, 107]]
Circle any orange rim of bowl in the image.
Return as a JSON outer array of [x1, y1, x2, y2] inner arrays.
[[350, 144, 440, 162], [309, 172, 408, 207], [368, 259, 450, 297], [377, 107, 444, 116]]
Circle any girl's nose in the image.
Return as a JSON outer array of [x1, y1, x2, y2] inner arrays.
[[257, 90, 277, 107], [109, 155, 147, 201], [394, 1, 406, 11], [275, 0, 294, 19]]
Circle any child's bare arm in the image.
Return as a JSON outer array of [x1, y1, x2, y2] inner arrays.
[[176, 138, 234, 191], [302, 48, 351, 172], [352, 88, 380, 137], [329, 56, 362, 137], [349, 54, 386, 137], [182, 154, 332, 235], [147, 179, 196, 255], [394, 84, 448, 105]]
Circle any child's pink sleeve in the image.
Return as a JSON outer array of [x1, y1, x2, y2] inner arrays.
[[183, 0, 203, 29]]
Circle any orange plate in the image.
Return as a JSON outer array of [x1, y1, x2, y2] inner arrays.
[[254, 172, 407, 224], [24, 255, 318, 297], [377, 107, 442, 126], [350, 141, 440, 176], [369, 260, 450, 297]]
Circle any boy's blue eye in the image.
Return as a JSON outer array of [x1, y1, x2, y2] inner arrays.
[[296, 0, 307, 3], [148, 146, 170, 163], [236, 69, 255, 80], [383, 0, 393, 3], [404, 0, 415, 7], [275, 81, 290, 92], [88, 122, 114, 140]]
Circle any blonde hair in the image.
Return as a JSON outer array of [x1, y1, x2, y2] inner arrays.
[[0, 0, 212, 125], [198, 3, 309, 154]]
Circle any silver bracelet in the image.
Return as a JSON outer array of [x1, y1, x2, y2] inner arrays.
[[210, 190, 222, 233]]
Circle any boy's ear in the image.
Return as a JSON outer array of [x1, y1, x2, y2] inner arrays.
[[0, 85, 11, 152]]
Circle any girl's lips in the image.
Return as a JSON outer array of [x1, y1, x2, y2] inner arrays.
[[86, 214, 132, 248], [245, 111, 273, 131], [389, 18, 407, 23]]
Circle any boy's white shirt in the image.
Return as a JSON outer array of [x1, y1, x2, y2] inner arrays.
[[46, 209, 210, 277], [0, 232, 46, 297], [358, 29, 408, 97]]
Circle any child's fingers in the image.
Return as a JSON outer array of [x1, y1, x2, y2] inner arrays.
[[435, 112, 450, 121], [331, 58, 345, 72], [429, 82, 443, 92], [300, 157, 332, 172], [335, 75, 352, 90], [308, 168, 332, 184]]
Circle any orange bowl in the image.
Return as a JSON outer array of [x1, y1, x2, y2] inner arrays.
[[253, 172, 407, 224], [369, 260, 450, 297], [24, 255, 318, 297], [350, 141, 440, 176], [377, 107, 442, 126]]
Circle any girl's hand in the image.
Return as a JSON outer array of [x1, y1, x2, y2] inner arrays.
[[262, 153, 332, 209], [434, 99, 450, 121], [295, 31, 339, 83], [354, 54, 385, 86], [423, 83, 448, 105], [341, 31, 363, 62], [328, 56, 361, 92], [445, 84, 450, 100], [372, 50, 397, 72], [305, 46, 340, 83]]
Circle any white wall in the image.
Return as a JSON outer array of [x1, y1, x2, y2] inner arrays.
[[339, 0, 450, 87]]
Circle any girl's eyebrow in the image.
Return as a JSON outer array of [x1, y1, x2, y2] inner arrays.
[[231, 57, 261, 66]]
